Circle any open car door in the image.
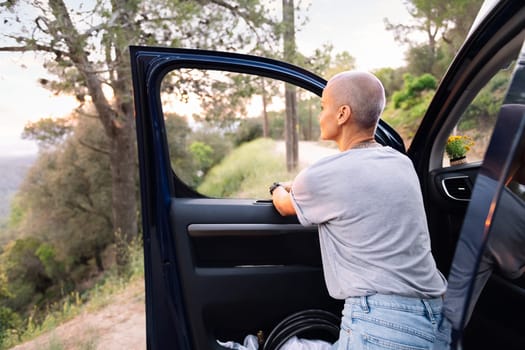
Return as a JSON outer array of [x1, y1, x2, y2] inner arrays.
[[130, 47, 405, 350], [407, 1, 525, 348]]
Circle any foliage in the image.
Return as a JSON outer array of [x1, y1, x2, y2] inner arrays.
[[374, 67, 406, 99], [383, 73, 437, 143], [458, 67, 512, 131], [193, 73, 259, 129], [0, 237, 143, 349], [189, 142, 214, 171], [386, 0, 483, 76], [164, 112, 194, 182], [198, 138, 292, 198], [233, 118, 263, 146], [188, 141, 215, 184], [0, 237, 63, 315], [297, 96, 321, 141], [325, 51, 356, 77], [165, 114, 232, 188], [268, 111, 285, 139], [405, 44, 449, 77], [1, 0, 282, 269], [392, 73, 437, 109], [0, 306, 22, 348], [300, 43, 356, 79], [21, 118, 73, 149], [5, 113, 114, 318], [445, 135, 474, 159], [192, 129, 232, 173]]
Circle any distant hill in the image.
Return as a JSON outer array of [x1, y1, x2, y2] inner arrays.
[[0, 155, 36, 221]]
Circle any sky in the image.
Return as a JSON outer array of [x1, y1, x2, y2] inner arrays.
[[0, 0, 412, 157]]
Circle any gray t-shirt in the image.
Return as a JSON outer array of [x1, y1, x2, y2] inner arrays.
[[290, 146, 447, 299]]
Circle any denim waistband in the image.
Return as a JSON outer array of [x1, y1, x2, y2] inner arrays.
[[346, 294, 443, 308], [344, 294, 443, 324]]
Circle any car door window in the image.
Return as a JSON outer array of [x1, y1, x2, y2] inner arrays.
[[160, 68, 336, 199], [442, 61, 516, 167]]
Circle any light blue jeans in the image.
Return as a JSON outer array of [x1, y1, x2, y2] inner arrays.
[[332, 294, 451, 350]]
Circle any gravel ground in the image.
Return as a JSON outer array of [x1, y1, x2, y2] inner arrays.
[[10, 279, 146, 350]]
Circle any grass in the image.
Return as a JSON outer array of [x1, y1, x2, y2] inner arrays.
[[198, 138, 299, 199]]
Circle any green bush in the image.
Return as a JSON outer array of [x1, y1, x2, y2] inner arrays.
[[392, 73, 437, 109], [189, 141, 214, 175], [0, 306, 22, 348], [233, 118, 263, 146], [198, 138, 294, 198]]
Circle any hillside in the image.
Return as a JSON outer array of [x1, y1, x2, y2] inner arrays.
[[0, 155, 36, 221]]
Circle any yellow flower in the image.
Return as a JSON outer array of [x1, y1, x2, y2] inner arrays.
[[446, 135, 474, 160]]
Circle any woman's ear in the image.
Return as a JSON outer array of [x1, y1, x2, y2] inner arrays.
[[337, 104, 351, 125]]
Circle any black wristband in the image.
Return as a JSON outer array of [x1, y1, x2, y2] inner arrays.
[[269, 182, 281, 195]]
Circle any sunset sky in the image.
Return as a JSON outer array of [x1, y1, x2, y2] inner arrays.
[[0, 0, 413, 156]]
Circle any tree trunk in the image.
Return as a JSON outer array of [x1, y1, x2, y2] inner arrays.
[[48, 0, 138, 272], [110, 115, 137, 270], [282, 0, 298, 171], [284, 84, 298, 171], [261, 77, 269, 138], [308, 99, 313, 141]]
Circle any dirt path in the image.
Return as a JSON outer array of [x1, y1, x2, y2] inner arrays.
[[10, 279, 146, 350], [275, 141, 339, 166]]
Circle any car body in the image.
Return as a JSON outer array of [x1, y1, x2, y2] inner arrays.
[[130, 1, 525, 349]]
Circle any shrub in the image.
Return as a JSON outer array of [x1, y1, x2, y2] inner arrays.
[[198, 138, 292, 198], [0, 306, 22, 348], [233, 118, 263, 146]]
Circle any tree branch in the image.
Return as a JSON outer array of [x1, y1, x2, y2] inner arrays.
[[194, 0, 272, 47], [47, 0, 118, 136], [0, 44, 66, 56], [77, 138, 110, 156], [75, 106, 100, 119], [65, 199, 109, 227]]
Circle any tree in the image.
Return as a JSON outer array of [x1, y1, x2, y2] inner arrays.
[[441, 0, 485, 55], [324, 51, 356, 78], [21, 117, 73, 148], [1, 0, 278, 269], [15, 114, 113, 276], [385, 0, 483, 76], [282, 0, 299, 171], [298, 45, 355, 141], [374, 67, 406, 99], [0, 237, 60, 313], [165, 113, 232, 188], [297, 95, 320, 141], [383, 73, 437, 142]]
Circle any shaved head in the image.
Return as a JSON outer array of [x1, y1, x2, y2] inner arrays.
[[325, 71, 386, 129]]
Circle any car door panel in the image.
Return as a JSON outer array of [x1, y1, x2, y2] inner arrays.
[[427, 164, 480, 274], [463, 274, 525, 349], [170, 200, 341, 349]]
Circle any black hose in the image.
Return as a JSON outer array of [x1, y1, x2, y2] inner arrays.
[[263, 309, 340, 350]]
